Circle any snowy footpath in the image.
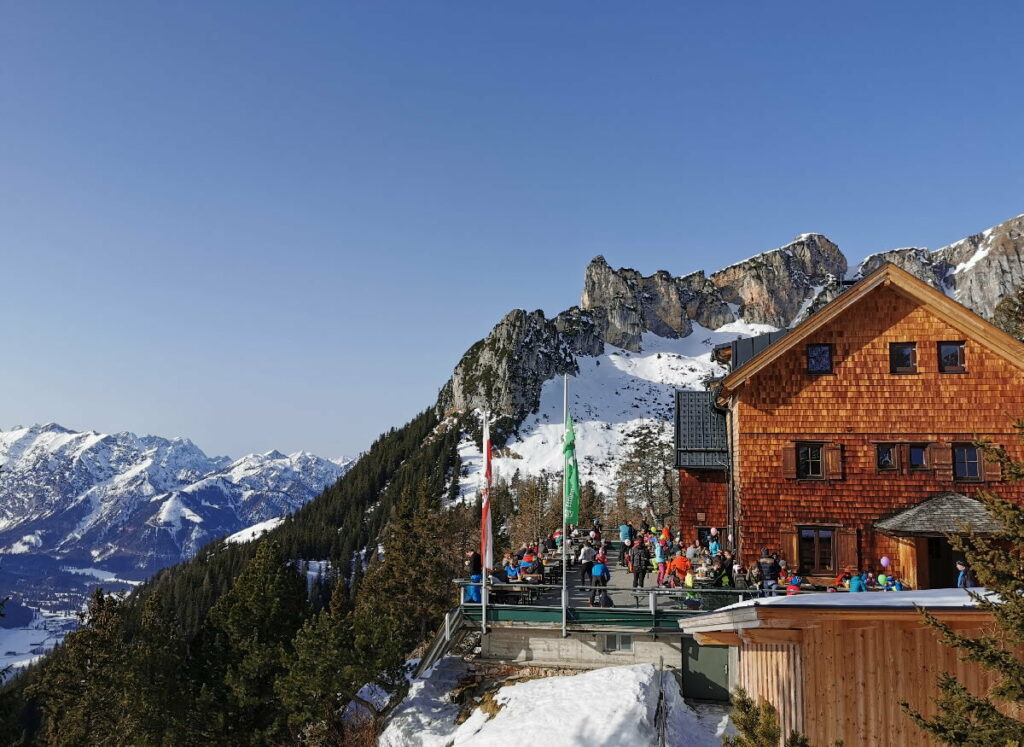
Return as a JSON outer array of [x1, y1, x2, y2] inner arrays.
[[379, 659, 721, 747]]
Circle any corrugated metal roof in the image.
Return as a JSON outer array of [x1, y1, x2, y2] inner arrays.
[[874, 492, 1003, 536], [674, 390, 728, 471]]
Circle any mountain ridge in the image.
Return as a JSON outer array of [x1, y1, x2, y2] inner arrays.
[[0, 422, 351, 586]]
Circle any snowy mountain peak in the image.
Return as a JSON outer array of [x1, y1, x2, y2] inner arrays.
[[0, 424, 351, 579]]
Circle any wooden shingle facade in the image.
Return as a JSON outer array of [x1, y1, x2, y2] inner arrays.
[[677, 263, 1024, 587]]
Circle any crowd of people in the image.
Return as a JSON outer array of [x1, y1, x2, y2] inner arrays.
[[462, 517, 982, 607]]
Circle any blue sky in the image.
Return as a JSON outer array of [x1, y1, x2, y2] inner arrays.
[[2, 2, 1022, 458]]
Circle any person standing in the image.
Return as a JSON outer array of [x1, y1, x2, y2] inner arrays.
[[630, 540, 651, 589], [758, 547, 781, 596], [654, 539, 668, 586], [579, 541, 597, 587], [590, 554, 611, 605], [956, 560, 979, 588]]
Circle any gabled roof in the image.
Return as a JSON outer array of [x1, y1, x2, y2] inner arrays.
[[718, 262, 1024, 397], [874, 492, 1003, 537]]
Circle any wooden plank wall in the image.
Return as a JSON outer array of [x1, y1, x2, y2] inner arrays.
[[737, 620, 1023, 746], [738, 641, 804, 738], [733, 286, 1024, 577]]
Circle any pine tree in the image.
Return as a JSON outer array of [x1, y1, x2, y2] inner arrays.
[[118, 593, 196, 745], [615, 422, 678, 527], [724, 688, 817, 747], [276, 580, 362, 739], [29, 589, 129, 745], [202, 541, 308, 744], [901, 426, 1024, 744]]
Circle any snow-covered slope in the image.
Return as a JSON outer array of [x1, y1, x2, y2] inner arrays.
[[380, 660, 720, 747], [0, 423, 352, 576], [454, 321, 774, 502]]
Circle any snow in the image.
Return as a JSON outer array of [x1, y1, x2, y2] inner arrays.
[[223, 516, 285, 544], [0, 608, 78, 672], [155, 494, 203, 529], [379, 657, 468, 746], [452, 435, 484, 507], [60, 566, 141, 586], [792, 284, 825, 324], [953, 227, 996, 275], [4, 532, 43, 554], [380, 661, 718, 747], [459, 324, 775, 498], [716, 587, 993, 613]]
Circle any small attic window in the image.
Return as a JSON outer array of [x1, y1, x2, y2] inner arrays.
[[938, 341, 966, 373], [889, 342, 917, 374], [806, 344, 833, 375]]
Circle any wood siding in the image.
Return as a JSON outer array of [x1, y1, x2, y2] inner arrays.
[[678, 469, 727, 542], [738, 641, 804, 737], [731, 287, 1024, 577], [734, 620, 1023, 746]]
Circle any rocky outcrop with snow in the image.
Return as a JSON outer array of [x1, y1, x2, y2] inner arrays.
[[0, 423, 351, 575], [856, 213, 1024, 319]]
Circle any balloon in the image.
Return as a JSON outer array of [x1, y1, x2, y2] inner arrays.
[[880, 556, 891, 568], [877, 574, 888, 586], [710, 527, 718, 536]]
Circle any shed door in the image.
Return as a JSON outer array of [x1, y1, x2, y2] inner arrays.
[[682, 638, 730, 702]]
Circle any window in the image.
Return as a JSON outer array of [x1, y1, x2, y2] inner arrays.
[[889, 342, 917, 374], [806, 344, 833, 374], [876, 444, 898, 471], [938, 341, 966, 373], [798, 526, 835, 574], [953, 444, 981, 481], [604, 633, 633, 653], [797, 443, 824, 479], [908, 443, 930, 470]]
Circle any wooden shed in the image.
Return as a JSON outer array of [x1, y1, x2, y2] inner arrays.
[[680, 589, 1021, 746]]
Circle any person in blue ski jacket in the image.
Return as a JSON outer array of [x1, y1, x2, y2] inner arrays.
[[589, 555, 611, 605]]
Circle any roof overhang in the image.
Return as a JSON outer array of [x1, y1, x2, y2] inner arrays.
[[679, 590, 991, 635]]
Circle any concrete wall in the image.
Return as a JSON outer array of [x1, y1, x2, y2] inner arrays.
[[480, 626, 683, 671]]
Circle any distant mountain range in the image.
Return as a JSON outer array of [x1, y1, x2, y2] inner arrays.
[[0, 423, 350, 608]]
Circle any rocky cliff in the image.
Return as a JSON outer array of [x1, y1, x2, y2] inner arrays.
[[856, 214, 1024, 320], [438, 212, 1024, 434]]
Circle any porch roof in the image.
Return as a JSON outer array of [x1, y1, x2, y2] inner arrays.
[[874, 492, 1003, 537]]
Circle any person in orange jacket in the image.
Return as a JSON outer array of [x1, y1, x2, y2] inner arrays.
[[667, 551, 691, 588]]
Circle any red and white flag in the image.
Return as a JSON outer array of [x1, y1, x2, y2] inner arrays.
[[481, 415, 493, 572]]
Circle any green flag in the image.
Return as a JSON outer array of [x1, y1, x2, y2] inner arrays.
[[563, 412, 580, 524]]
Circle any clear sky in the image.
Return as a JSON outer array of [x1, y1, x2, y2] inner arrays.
[[2, 2, 1022, 459]]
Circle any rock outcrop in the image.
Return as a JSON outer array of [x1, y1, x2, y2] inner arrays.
[[579, 257, 734, 351], [855, 214, 1024, 320], [437, 309, 577, 421], [709, 233, 848, 327]]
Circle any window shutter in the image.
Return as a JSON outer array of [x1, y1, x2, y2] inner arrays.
[[930, 442, 953, 478], [779, 526, 798, 569], [836, 528, 858, 570], [984, 448, 1003, 482], [782, 443, 797, 479], [825, 443, 844, 480]]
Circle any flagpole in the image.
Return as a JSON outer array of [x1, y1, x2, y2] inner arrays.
[[562, 375, 568, 638], [481, 411, 488, 637], [480, 411, 492, 638]]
